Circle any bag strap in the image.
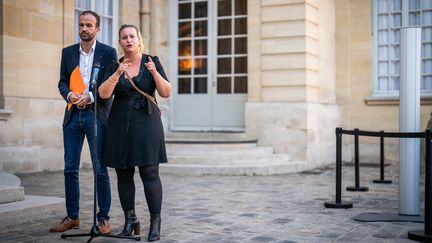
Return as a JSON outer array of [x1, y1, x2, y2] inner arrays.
[[125, 74, 157, 105]]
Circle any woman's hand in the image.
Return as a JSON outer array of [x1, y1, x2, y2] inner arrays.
[[144, 56, 156, 74], [116, 58, 131, 76]]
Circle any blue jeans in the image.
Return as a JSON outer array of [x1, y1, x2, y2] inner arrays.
[[63, 108, 111, 221]]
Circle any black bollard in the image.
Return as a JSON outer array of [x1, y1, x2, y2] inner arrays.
[[325, 127, 353, 208], [373, 131, 392, 184], [347, 128, 369, 191], [408, 129, 432, 241]]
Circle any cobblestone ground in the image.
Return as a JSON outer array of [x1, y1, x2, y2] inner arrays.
[[0, 163, 425, 243]]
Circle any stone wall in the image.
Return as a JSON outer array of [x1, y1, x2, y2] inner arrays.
[[246, 0, 339, 168]]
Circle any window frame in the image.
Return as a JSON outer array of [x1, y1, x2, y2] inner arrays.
[[371, 0, 432, 98]]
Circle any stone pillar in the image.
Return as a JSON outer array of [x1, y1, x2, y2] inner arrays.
[[246, 0, 339, 168]]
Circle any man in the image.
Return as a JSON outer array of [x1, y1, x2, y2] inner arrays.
[[50, 10, 117, 234]]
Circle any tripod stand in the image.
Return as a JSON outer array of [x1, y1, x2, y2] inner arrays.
[[61, 64, 140, 242]]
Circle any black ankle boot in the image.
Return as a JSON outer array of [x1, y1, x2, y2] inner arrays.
[[148, 214, 161, 241], [118, 210, 140, 236]]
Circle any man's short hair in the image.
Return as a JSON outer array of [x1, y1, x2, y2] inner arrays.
[[79, 10, 101, 28]]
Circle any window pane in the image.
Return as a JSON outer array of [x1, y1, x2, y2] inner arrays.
[[76, 0, 90, 9], [423, 76, 432, 90], [423, 60, 432, 73], [218, 58, 232, 74], [235, 57, 247, 73], [378, 30, 388, 44], [194, 77, 207, 94], [378, 0, 388, 13], [391, 0, 401, 11], [390, 29, 400, 44], [423, 44, 432, 58], [195, 39, 207, 56], [409, 0, 421, 9], [218, 38, 231, 54], [96, 0, 113, 15], [390, 61, 399, 75], [218, 0, 231, 16], [379, 77, 389, 90], [389, 45, 399, 59], [409, 12, 420, 25], [179, 3, 191, 19], [178, 78, 191, 94], [194, 58, 207, 74], [378, 46, 388, 60], [235, 0, 247, 15], [392, 13, 401, 27], [195, 1, 208, 18], [390, 77, 399, 90], [235, 37, 247, 54], [423, 11, 432, 25], [378, 14, 389, 28], [424, 0, 432, 8], [179, 59, 192, 75], [235, 18, 247, 34], [423, 27, 432, 42], [178, 40, 191, 57], [194, 20, 207, 37], [218, 19, 232, 35], [379, 61, 388, 75], [179, 22, 192, 38], [234, 76, 247, 93], [217, 77, 231, 93], [99, 18, 113, 44]]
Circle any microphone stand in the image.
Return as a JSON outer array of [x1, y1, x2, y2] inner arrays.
[[61, 66, 141, 242]]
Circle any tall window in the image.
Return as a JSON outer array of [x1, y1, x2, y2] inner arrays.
[[373, 0, 432, 96], [75, 0, 118, 46]]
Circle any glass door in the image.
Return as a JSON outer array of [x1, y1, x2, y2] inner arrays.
[[170, 0, 247, 131]]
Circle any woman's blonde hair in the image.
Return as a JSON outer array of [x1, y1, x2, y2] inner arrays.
[[119, 24, 144, 54]]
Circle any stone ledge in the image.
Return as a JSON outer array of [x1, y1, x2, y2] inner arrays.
[[364, 95, 432, 105], [0, 186, 24, 204], [0, 195, 64, 227], [0, 109, 13, 121]]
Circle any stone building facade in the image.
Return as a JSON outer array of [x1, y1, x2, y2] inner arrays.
[[1, 0, 431, 173]]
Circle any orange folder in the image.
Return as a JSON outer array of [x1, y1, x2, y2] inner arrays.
[[68, 66, 86, 110]]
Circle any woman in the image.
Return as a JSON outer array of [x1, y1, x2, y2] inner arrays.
[[99, 24, 171, 241]]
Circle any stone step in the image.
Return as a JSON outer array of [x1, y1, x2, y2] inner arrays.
[[166, 144, 274, 156], [167, 153, 289, 164], [0, 172, 25, 204], [0, 186, 25, 204], [0, 195, 64, 227], [160, 160, 307, 176], [165, 132, 254, 141]]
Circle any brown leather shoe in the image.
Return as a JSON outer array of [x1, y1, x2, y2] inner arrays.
[[98, 219, 112, 235], [49, 217, 80, 232]]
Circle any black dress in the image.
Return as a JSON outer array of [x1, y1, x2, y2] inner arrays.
[[102, 54, 168, 168]]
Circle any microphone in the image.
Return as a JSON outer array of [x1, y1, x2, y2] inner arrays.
[[91, 62, 101, 87]]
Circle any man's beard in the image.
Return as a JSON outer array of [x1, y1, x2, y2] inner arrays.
[[80, 32, 93, 42]]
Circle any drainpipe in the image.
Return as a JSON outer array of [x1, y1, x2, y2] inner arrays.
[[140, 0, 151, 54]]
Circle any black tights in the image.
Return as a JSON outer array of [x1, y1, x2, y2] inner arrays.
[[115, 164, 162, 214]]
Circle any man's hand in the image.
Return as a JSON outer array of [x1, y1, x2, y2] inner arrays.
[[73, 93, 91, 107], [68, 92, 80, 103]]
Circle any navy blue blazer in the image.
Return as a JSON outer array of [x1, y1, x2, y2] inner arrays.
[[58, 41, 117, 127]]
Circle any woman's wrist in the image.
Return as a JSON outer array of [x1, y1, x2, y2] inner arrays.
[[108, 76, 118, 83]]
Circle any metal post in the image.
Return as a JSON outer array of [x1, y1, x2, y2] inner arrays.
[[373, 131, 392, 183], [408, 129, 432, 241], [325, 127, 352, 208], [347, 129, 368, 191], [399, 27, 421, 216]]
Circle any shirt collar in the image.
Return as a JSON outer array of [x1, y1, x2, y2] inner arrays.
[[79, 41, 97, 55]]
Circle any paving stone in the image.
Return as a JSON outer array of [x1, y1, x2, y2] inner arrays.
[[0, 164, 427, 242]]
